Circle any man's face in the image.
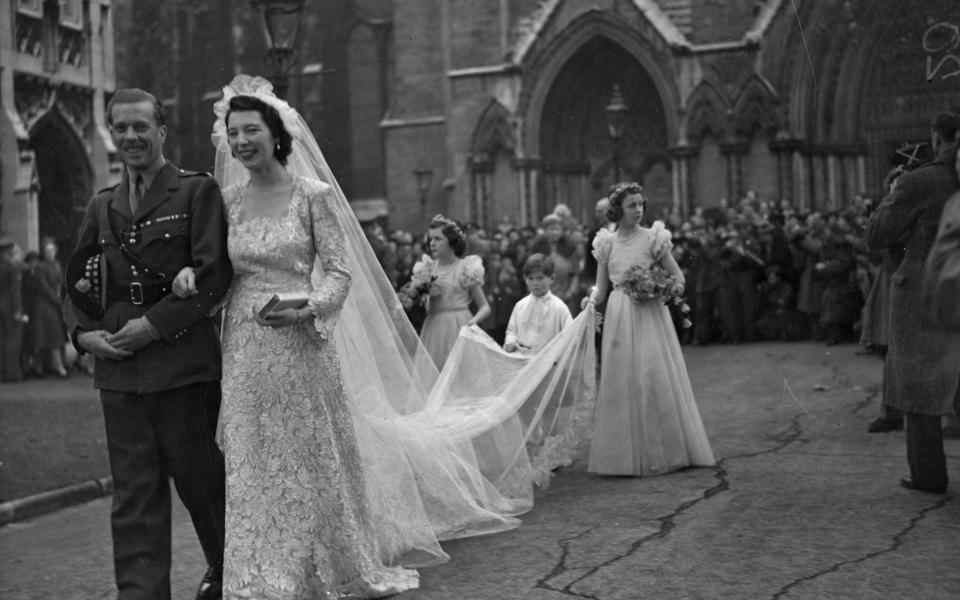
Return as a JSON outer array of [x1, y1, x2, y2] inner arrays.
[[110, 101, 166, 171]]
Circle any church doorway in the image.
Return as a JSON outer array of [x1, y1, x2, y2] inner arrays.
[[538, 36, 671, 223], [29, 109, 93, 256]]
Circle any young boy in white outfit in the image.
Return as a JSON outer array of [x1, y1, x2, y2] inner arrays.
[[504, 253, 573, 355]]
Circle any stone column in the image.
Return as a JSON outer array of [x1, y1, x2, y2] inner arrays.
[[513, 157, 541, 227], [668, 145, 697, 217], [720, 139, 749, 203], [769, 137, 801, 209]]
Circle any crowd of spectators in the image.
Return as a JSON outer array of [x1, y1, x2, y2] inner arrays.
[[363, 189, 881, 351]]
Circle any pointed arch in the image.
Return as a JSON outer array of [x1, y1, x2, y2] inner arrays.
[[470, 98, 516, 159], [28, 107, 93, 250], [732, 74, 780, 138], [685, 80, 729, 145], [518, 9, 681, 155]]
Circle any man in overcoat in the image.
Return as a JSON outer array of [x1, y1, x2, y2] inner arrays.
[[866, 112, 960, 494], [65, 88, 232, 599]]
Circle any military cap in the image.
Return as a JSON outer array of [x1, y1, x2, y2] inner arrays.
[[66, 242, 107, 321]]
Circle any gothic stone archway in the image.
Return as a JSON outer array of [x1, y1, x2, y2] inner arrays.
[[29, 108, 93, 255], [518, 9, 681, 223]]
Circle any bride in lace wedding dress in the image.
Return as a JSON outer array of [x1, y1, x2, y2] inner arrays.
[[176, 75, 599, 598]]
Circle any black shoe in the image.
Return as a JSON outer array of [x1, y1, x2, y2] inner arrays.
[[899, 477, 947, 494], [195, 566, 222, 600], [867, 417, 903, 433]]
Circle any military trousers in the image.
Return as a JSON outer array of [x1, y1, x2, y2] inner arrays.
[[905, 413, 947, 492], [101, 381, 225, 600]]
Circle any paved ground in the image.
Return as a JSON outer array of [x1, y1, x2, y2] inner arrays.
[[2, 342, 959, 600], [0, 374, 104, 501]]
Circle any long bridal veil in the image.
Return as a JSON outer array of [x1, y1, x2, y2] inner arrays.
[[212, 75, 597, 567]]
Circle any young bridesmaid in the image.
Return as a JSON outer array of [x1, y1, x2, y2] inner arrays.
[[586, 183, 715, 476], [417, 215, 490, 370]]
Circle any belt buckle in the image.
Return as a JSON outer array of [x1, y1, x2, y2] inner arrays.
[[130, 282, 144, 305]]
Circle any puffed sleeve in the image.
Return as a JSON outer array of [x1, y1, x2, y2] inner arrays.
[[650, 220, 674, 262], [458, 254, 485, 288], [306, 180, 352, 318], [592, 228, 614, 264]]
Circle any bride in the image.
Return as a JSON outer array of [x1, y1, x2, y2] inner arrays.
[[174, 75, 598, 598]]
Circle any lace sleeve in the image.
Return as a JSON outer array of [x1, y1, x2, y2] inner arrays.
[[305, 178, 352, 318], [592, 228, 614, 265], [650, 220, 674, 262], [459, 254, 485, 288]]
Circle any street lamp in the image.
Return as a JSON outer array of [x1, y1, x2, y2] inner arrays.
[[605, 83, 628, 182], [252, 0, 306, 99], [413, 167, 434, 224]]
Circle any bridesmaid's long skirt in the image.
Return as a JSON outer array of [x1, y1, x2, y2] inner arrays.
[[588, 290, 716, 476]]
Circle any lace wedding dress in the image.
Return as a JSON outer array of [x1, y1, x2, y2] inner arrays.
[[218, 176, 418, 599], [211, 75, 602, 599]]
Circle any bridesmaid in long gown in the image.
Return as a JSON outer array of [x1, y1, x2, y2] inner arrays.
[[210, 94, 417, 598], [586, 183, 715, 476], [418, 215, 490, 370]]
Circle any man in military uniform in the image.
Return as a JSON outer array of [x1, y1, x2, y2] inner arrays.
[[65, 88, 232, 599], [866, 112, 960, 494]]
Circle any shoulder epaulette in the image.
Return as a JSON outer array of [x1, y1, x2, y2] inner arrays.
[[177, 168, 213, 178]]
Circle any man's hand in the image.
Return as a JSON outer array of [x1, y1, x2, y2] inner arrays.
[[107, 317, 160, 353], [504, 342, 518, 353], [77, 330, 134, 361]]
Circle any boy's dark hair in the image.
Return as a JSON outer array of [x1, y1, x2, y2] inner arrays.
[[523, 253, 555, 277]]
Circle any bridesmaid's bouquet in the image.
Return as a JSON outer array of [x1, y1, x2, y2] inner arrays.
[[620, 264, 692, 328], [399, 256, 438, 310]]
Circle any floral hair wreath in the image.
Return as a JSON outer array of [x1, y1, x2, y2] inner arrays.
[[608, 182, 644, 205], [430, 214, 465, 239], [211, 74, 302, 148]]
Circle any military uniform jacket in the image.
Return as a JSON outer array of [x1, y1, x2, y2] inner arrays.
[[65, 163, 233, 393], [866, 144, 960, 415]]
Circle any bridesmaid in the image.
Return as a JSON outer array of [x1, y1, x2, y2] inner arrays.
[[418, 215, 490, 370], [585, 182, 715, 476]]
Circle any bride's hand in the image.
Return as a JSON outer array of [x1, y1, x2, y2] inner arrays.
[[255, 308, 311, 328], [172, 267, 198, 298]]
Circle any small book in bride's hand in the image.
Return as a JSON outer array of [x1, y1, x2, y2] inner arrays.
[[258, 292, 310, 319]]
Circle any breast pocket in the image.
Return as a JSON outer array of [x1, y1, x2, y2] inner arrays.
[[139, 222, 191, 270]]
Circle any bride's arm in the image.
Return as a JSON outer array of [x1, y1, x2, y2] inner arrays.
[[307, 185, 352, 318]]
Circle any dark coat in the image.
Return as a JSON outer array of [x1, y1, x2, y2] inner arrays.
[[64, 163, 233, 394], [924, 190, 960, 332], [27, 259, 67, 351], [816, 237, 862, 328], [866, 145, 960, 415]]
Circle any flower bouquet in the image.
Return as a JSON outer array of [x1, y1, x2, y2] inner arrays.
[[619, 264, 692, 328], [399, 255, 438, 310]]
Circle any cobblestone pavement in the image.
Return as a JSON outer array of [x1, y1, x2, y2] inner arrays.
[[2, 343, 959, 600]]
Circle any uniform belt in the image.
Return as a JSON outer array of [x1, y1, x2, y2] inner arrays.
[[106, 282, 171, 306]]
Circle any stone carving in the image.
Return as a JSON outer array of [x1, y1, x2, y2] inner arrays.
[[14, 76, 56, 133]]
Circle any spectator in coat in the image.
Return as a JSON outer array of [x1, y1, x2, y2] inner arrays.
[[0, 238, 27, 382], [29, 236, 68, 377], [866, 112, 960, 494]]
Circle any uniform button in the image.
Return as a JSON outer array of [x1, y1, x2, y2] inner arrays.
[[164, 233, 171, 239]]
